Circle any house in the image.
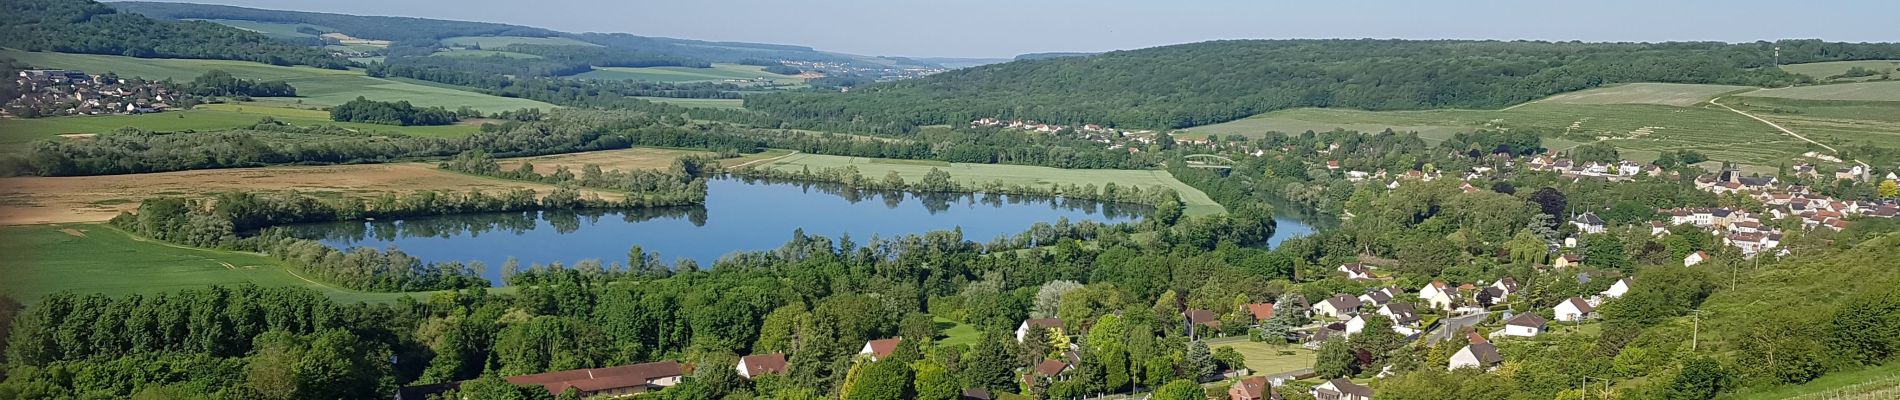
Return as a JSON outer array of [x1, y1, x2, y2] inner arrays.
[[961, 388, 992, 400], [860, 338, 902, 361], [1015, 318, 1064, 343], [1344, 315, 1367, 336], [1314, 294, 1363, 319], [1419, 281, 1448, 301], [1601, 278, 1632, 299], [1449, 334, 1504, 371], [736, 353, 788, 379], [1021, 358, 1071, 388], [1311, 378, 1374, 400], [1308, 322, 1349, 347], [1247, 303, 1277, 324], [1377, 303, 1422, 327], [1490, 277, 1519, 299], [395, 360, 688, 400], [1571, 213, 1606, 234], [1358, 287, 1396, 307], [1187, 309, 1224, 333], [1553, 254, 1581, 269], [1555, 297, 1594, 322], [1684, 251, 1709, 267], [1421, 283, 1458, 311], [1338, 263, 1373, 280], [1500, 313, 1548, 337], [1229, 376, 1282, 400]]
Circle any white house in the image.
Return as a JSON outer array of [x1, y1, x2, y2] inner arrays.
[[1500, 313, 1547, 337], [1684, 251, 1709, 267], [735, 353, 788, 379], [1343, 315, 1367, 337], [1314, 294, 1363, 319], [1419, 280, 1448, 300], [1450, 340, 1505, 371], [1489, 277, 1519, 300], [1601, 278, 1632, 299], [859, 338, 901, 361], [1358, 287, 1397, 307], [1015, 318, 1064, 343], [1571, 212, 1606, 234], [1338, 263, 1373, 280], [1554, 297, 1594, 322], [1311, 378, 1374, 400], [1422, 284, 1457, 311]]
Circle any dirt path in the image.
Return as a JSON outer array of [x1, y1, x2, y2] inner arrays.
[[1709, 97, 1871, 169], [729, 150, 800, 169]]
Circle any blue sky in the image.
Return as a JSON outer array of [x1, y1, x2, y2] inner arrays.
[[139, 0, 1900, 58]]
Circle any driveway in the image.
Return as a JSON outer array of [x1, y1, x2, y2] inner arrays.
[[1426, 311, 1489, 344]]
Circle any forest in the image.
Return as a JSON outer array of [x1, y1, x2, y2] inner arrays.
[[329, 97, 460, 126], [0, 0, 347, 69], [109, 1, 560, 42], [745, 39, 1900, 129], [184, 70, 296, 97]]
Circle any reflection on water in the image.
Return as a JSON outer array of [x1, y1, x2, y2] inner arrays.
[[277, 177, 1150, 283]]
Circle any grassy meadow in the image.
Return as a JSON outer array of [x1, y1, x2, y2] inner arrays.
[[1535, 83, 1752, 107], [440, 36, 600, 48], [574, 63, 804, 84], [1779, 60, 1900, 82], [752, 153, 1225, 217], [631, 96, 747, 109], [1739, 81, 1900, 102], [188, 19, 331, 39], [0, 223, 435, 303], [0, 103, 489, 150], [1, 50, 553, 112], [1203, 336, 1318, 377], [1723, 96, 1900, 152]]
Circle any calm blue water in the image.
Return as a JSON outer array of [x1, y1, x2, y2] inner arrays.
[[280, 178, 1157, 283], [280, 177, 1325, 284]]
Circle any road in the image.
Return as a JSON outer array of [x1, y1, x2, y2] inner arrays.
[[1425, 311, 1490, 345], [1708, 97, 1871, 169]]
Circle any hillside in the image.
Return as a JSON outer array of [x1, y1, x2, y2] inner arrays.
[[110, 1, 878, 67], [0, 0, 345, 69], [745, 39, 1900, 129]]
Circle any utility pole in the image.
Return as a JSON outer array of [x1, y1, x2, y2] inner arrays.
[[1774, 46, 1781, 66], [1690, 309, 1702, 352]]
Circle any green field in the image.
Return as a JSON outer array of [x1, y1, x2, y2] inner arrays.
[[1187, 101, 1820, 167], [1204, 336, 1317, 376], [1779, 60, 1900, 82], [574, 63, 803, 84], [754, 153, 1225, 217], [1722, 363, 1900, 400], [1723, 96, 1900, 152], [932, 316, 982, 348], [1739, 81, 1900, 102], [431, 49, 544, 59], [1536, 83, 1753, 107], [1, 50, 554, 112], [441, 36, 599, 48], [632, 96, 746, 109], [0, 224, 433, 303], [188, 19, 331, 39], [0, 103, 488, 150]]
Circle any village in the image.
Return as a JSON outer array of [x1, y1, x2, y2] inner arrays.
[[5, 69, 181, 118]]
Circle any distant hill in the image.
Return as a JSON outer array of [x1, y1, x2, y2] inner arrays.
[[747, 39, 1900, 129], [111, 1, 868, 66], [0, 0, 346, 69], [905, 57, 1011, 69], [1013, 52, 1095, 61]]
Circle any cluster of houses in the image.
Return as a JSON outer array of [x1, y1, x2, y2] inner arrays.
[[6, 69, 178, 118], [1524, 154, 1662, 181], [1325, 263, 1635, 373], [967, 117, 1164, 149]]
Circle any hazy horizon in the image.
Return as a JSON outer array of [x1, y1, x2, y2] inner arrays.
[[130, 0, 1900, 58]]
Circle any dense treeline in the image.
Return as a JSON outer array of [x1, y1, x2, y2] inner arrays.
[[0, 0, 346, 69], [5, 109, 1156, 177], [365, 61, 746, 100], [439, 150, 710, 208], [184, 70, 296, 97], [330, 97, 459, 126], [107, 188, 627, 291], [747, 39, 1900, 129], [374, 44, 712, 81], [111, 1, 559, 42]]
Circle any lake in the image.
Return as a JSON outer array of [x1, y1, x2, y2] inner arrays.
[[279, 177, 1323, 284]]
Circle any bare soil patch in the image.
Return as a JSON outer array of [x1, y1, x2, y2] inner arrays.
[[0, 163, 619, 225], [58, 228, 86, 237]]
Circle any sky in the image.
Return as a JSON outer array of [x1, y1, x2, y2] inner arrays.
[[140, 0, 1900, 58]]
